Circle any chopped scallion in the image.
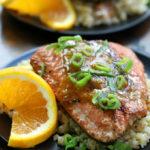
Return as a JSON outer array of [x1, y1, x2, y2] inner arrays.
[[96, 40, 108, 53], [117, 57, 133, 73], [89, 68, 115, 77], [107, 77, 116, 92], [64, 134, 83, 150], [46, 43, 61, 51], [94, 63, 111, 72], [71, 53, 84, 68], [92, 93, 120, 110], [58, 35, 82, 43], [69, 71, 91, 87], [116, 75, 125, 90], [92, 92, 101, 104], [81, 45, 93, 57], [98, 94, 120, 110], [113, 141, 132, 150], [40, 64, 45, 77]]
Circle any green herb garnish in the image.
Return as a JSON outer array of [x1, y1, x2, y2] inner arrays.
[[71, 53, 84, 68], [58, 35, 82, 43], [64, 134, 84, 150], [81, 45, 93, 57], [96, 40, 108, 53], [69, 71, 91, 87], [98, 94, 120, 110], [107, 77, 116, 92], [46, 35, 82, 54], [92, 93, 120, 110], [116, 75, 125, 90], [40, 64, 45, 77], [117, 57, 133, 73], [89, 68, 115, 77], [93, 63, 111, 72]]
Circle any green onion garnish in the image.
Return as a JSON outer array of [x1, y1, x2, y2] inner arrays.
[[117, 57, 133, 73], [92, 93, 120, 110], [71, 53, 84, 68], [98, 94, 120, 110], [116, 75, 125, 90], [89, 68, 115, 77], [64, 134, 83, 150], [92, 92, 101, 104], [58, 35, 82, 43], [107, 77, 116, 92], [40, 64, 45, 77], [113, 141, 132, 150], [81, 45, 93, 57], [64, 134, 73, 146], [54, 46, 64, 54], [46, 43, 61, 51], [96, 40, 108, 53], [69, 71, 91, 87], [94, 63, 111, 72], [47, 35, 82, 54]]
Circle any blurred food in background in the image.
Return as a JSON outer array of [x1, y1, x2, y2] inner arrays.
[[0, 0, 149, 30]]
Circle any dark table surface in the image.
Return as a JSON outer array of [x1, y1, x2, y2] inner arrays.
[[0, 6, 150, 68]]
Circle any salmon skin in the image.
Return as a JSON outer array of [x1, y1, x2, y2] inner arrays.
[[30, 40, 147, 142]]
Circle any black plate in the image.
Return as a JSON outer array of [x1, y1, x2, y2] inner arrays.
[[1, 48, 150, 150], [7, 9, 150, 35]]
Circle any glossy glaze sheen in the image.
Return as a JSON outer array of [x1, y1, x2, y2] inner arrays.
[[30, 41, 147, 143]]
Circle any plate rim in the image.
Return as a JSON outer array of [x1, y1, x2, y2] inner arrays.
[[0, 48, 38, 69], [6, 9, 150, 35]]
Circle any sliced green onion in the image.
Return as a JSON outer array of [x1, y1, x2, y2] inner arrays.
[[96, 40, 108, 53], [116, 75, 125, 90], [98, 94, 120, 110], [71, 53, 84, 68], [64, 134, 83, 150], [92, 92, 101, 104], [98, 97, 110, 110], [53, 47, 63, 54], [69, 71, 91, 87], [40, 64, 45, 77], [92, 93, 120, 110], [94, 63, 110, 72], [113, 141, 132, 150], [107, 77, 116, 92], [58, 35, 82, 43], [64, 134, 73, 145], [46, 43, 60, 51], [81, 45, 93, 57], [117, 57, 133, 73], [89, 68, 115, 77], [65, 138, 78, 150], [75, 73, 91, 87]]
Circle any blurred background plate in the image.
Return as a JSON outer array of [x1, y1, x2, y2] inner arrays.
[[1, 47, 150, 150], [7, 9, 150, 36]]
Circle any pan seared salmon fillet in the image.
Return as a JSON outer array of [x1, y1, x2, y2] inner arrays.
[[30, 39, 147, 142]]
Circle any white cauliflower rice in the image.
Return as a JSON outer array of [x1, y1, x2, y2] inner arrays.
[[72, 0, 148, 28], [0, 60, 150, 149]]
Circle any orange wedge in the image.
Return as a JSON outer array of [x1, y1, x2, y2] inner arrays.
[[1, 0, 76, 30], [0, 67, 57, 148]]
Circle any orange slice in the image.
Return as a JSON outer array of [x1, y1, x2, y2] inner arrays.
[[0, 67, 57, 148], [1, 0, 76, 30]]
